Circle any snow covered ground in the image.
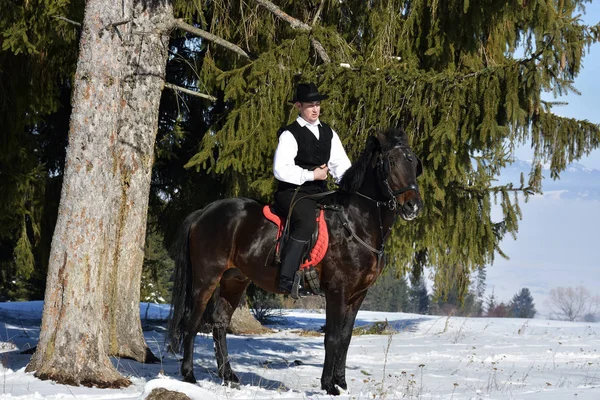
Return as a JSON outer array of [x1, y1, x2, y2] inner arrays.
[[1, 302, 599, 399]]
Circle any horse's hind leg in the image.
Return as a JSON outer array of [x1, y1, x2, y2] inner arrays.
[[211, 269, 250, 385], [181, 273, 223, 383]]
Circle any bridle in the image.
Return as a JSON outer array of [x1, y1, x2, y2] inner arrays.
[[336, 144, 422, 267], [360, 144, 422, 211]]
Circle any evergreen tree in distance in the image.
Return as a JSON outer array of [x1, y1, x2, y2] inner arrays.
[[485, 290, 498, 316], [409, 275, 430, 315], [362, 269, 410, 312], [510, 288, 537, 318]]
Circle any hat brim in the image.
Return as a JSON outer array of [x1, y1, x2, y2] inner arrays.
[[289, 93, 329, 103]]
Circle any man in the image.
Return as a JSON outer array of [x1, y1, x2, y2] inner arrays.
[[273, 82, 351, 298]]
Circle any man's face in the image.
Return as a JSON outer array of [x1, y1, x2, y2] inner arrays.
[[296, 101, 321, 124]]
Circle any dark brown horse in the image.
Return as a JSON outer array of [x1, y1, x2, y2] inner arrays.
[[167, 127, 423, 395]]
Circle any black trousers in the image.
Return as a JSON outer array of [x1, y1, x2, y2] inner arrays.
[[274, 185, 323, 241]]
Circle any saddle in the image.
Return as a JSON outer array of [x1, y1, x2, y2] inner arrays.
[[263, 205, 328, 296], [262, 205, 329, 269]]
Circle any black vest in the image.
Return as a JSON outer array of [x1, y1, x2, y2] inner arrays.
[[277, 121, 333, 191]]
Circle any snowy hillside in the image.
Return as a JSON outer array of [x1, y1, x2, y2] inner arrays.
[[1, 302, 599, 399], [485, 159, 600, 316], [499, 159, 600, 200]]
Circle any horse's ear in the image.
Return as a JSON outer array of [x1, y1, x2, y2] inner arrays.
[[367, 135, 381, 149], [366, 135, 381, 167], [376, 131, 389, 150]]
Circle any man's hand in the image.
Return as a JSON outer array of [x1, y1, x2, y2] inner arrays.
[[313, 164, 329, 180]]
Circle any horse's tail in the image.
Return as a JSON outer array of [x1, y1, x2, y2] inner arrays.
[[166, 208, 204, 354]]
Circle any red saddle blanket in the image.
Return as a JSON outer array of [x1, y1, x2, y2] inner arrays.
[[262, 205, 329, 270]]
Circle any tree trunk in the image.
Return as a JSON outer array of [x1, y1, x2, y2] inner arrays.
[[26, 0, 172, 386], [105, 0, 172, 363]]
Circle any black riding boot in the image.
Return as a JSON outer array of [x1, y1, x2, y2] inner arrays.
[[278, 237, 308, 298]]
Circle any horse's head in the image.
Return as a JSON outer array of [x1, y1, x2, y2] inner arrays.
[[376, 128, 423, 220]]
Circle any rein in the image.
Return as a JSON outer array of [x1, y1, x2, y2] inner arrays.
[[337, 192, 398, 272], [283, 145, 420, 268], [288, 190, 392, 262]]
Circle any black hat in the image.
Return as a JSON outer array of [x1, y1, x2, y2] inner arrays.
[[290, 82, 329, 103]]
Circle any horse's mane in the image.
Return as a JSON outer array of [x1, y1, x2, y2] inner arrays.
[[338, 127, 409, 193], [338, 136, 380, 193]]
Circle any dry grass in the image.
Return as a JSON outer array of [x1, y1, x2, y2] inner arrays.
[[294, 329, 323, 337]]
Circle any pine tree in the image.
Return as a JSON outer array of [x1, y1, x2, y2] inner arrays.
[[487, 302, 512, 318], [141, 226, 174, 304], [408, 275, 430, 314], [362, 269, 410, 312], [0, 0, 83, 299], [468, 266, 486, 316], [485, 290, 498, 316], [172, 0, 600, 295], [4, 1, 600, 304], [510, 287, 537, 318]]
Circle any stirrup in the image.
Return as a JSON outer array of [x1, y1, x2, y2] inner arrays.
[[304, 267, 325, 297], [291, 271, 312, 299]]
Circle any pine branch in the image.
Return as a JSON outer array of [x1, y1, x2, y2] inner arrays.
[[254, 0, 331, 64], [450, 182, 536, 196], [311, 38, 331, 64], [53, 15, 81, 27], [311, 0, 326, 26], [254, 0, 311, 30], [172, 19, 251, 60], [164, 83, 217, 102]]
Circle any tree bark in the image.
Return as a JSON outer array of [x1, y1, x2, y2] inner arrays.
[[26, 0, 172, 386], [106, 0, 172, 364]]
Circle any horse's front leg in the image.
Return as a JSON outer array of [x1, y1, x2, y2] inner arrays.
[[332, 292, 367, 390], [321, 294, 345, 395]]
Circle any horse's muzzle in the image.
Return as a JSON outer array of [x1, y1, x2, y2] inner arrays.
[[399, 197, 422, 221]]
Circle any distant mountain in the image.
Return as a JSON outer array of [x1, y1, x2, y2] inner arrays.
[[498, 159, 600, 200]]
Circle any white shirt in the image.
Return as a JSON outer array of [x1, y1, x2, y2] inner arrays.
[[273, 116, 351, 185]]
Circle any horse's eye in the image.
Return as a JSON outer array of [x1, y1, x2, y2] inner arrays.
[[405, 152, 413, 162]]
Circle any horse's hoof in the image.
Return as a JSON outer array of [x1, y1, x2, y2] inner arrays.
[[222, 368, 240, 384], [223, 380, 241, 389], [143, 348, 161, 364], [334, 378, 347, 391], [328, 386, 341, 396], [322, 382, 341, 396]]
